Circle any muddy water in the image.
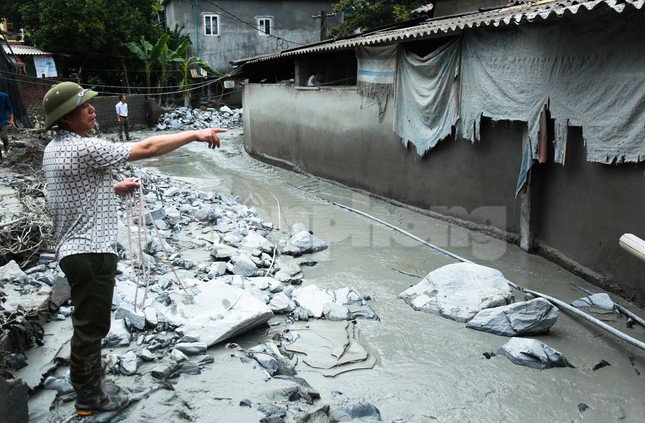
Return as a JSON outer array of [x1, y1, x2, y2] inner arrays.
[[37, 128, 644, 422]]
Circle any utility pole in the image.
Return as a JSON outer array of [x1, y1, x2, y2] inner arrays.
[[312, 10, 336, 41]]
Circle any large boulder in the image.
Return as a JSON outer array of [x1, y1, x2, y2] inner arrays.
[[157, 282, 273, 347], [466, 298, 558, 336], [399, 263, 514, 322], [498, 338, 573, 370], [291, 285, 333, 318]]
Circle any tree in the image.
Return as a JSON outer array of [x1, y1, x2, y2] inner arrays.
[[125, 34, 169, 97], [174, 56, 220, 107], [329, 0, 429, 38], [6, 0, 161, 87]]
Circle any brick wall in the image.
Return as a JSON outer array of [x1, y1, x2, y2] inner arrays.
[[12, 76, 149, 130], [15, 75, 54, 128], [92, 95, 147, 131]]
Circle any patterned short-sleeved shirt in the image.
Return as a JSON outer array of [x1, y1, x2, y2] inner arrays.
[[42, 130, 134, 260]]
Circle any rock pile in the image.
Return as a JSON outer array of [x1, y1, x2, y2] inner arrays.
[[3, 162, 380, 419], [154, 106, 242, 131]]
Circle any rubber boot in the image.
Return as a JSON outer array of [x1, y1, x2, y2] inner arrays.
[[71, 351, 129, 415]]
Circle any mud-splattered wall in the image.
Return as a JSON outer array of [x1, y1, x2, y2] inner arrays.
[[243, 83, 645, 303]]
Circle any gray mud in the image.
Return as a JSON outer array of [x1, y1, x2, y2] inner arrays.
[[29, 128, 645, 422]]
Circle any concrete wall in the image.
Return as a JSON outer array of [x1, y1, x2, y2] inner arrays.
[[244, 84, 522, 233], [532, 127, 645, 302], [91, 95, 147, 131], [165, 0, 340, 73], [243, 84, 645, 303]]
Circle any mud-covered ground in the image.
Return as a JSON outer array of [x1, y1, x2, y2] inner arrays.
[[1, 127, 644, 422]]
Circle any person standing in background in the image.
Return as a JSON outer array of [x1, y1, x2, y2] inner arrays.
[[0, 91, 14, 159], [115, 94, 130, 141]]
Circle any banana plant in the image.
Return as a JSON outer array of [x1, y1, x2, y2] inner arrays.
[[173, 55, 220, 107], [125, 35, 168, 97], [158, 37, 190, 101]]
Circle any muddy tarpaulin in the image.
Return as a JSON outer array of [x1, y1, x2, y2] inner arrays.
[[356, 44, 397, 122], [460, 10, 645, 194], [393, 38, 460, 156]]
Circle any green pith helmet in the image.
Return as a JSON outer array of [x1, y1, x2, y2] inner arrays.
[[43, 82, 98, 130]]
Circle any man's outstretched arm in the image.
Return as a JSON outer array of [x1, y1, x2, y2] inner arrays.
[[127, 128, 225, 162]]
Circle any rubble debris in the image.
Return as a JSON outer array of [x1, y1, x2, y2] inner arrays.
[[0, 260, 27, 282], [399, 262, 514, 322], [466, 298, 559, 336], [48, 276, 71, 311], [498, 338, 573, 370], [154, 106, 242, 131]]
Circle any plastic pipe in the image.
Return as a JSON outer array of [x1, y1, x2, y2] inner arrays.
[[619, 233, 645, 262]]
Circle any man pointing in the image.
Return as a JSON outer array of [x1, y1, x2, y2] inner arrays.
[[42, 82, 225, 416]]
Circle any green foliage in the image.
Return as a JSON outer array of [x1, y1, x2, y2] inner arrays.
[[174, 56, 220, 107], [7, 0, 160, 85], [329, 0, 428, 38]]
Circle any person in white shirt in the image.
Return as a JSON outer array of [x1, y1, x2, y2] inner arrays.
[[115, 95, 130, 141]]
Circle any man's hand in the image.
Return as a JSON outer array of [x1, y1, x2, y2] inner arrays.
[[113, 177, 141, 196], [194, 128, 226, 149]]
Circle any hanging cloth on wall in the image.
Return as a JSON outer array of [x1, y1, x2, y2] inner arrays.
[[393, 37, 461, 156], [460, 10, 645, 195], [356, 44, 397, 122]]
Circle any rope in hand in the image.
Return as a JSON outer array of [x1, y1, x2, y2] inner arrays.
[[124, 179, 193, 312]]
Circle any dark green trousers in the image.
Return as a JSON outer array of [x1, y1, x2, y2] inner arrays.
[[60, 253, 117, 392]]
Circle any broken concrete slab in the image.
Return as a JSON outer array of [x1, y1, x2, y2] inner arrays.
[[159, 282, 273, 347], [498, 338, 573, 370], [399, 263, 514, 322], [466, 298, 559, 336], [104, 319, 131, 348]]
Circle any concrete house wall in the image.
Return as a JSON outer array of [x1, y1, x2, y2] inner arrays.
[[241, 12, 645, 303], [163, 0, 340, 73]]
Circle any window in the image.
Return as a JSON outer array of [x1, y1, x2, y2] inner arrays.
[[204, 14, 219, 36], [257, 17, 273, 35]]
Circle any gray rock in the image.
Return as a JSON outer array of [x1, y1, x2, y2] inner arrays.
[[43, 376, 74, 395], [208, 262, 228, 278], [49, 276, 71, 311], [233, 256, 259, 277], [254, 353, 279, 375], [104, 320, 131, 347], [269, 292, 296, 314], [571, 293, 615, 311], [281, 246, 302, 257], [139, 349, 156, 362], [159, 282, 273, 347], [145, 208, 166, 225], [466, 298, 559, 336], [498, 338, 573, 370], [175, 342, 207, 356], [115, 306, 147, 331], [170, 349, 189, 362], [0, 260, 26, 281], [286, 230, 327, 254], [292, 285, 333, 318], [329, 402, 382, 421], [179, 361, 201, 375], [296, 405, 331, 423], [119, 351, 139, 375], [241, 232, 273, 253], [290, 223, 308, 237], [150, 362, 180, 379], [399, 263, 514, 322]]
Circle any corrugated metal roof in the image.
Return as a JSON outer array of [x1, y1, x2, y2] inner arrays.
[[413, 4, 435, 14], [234, 0, 644, 66], [2, 44, 52, 56]]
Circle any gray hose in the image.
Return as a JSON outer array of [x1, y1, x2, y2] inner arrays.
[[319, 196, 645, 351], [522, 288, 645, 351]]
